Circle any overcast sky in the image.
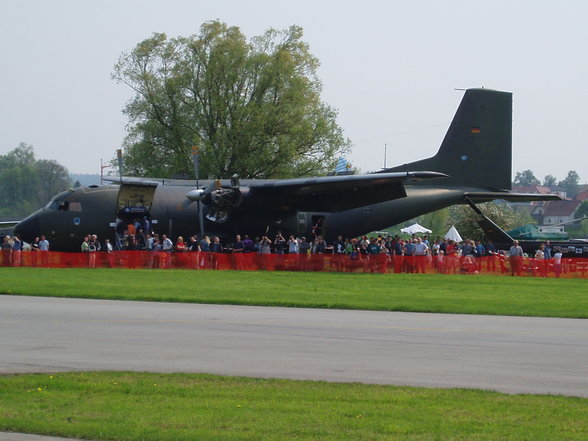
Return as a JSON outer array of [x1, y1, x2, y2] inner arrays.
[[2, 0, 587, 183]]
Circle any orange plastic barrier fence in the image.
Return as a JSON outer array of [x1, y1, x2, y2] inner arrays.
[[2, 250, 587, 278]]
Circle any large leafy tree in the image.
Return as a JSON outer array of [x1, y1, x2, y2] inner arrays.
[[0, 143, 71, 217], [542, 174, 557, 187], [513, 169, 540, 187], [558, 170, 580, 198], [0, 143, 38, 215], [447, 202, 534, 241], [35, 159, 72, 206], [112, 21, 350, 179]]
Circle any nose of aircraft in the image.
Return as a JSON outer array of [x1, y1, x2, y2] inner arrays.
[[14, 213, 40, 242]]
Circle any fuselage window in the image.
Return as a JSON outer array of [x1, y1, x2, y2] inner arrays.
[[68, 202, 82, 212]]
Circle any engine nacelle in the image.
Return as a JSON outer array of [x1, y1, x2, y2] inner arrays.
[[205, 187, 242, 223]]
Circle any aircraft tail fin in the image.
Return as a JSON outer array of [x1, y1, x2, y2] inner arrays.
[[382, 88, 512, 191]]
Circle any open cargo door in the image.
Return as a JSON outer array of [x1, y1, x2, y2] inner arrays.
[[116, 182, 158, 218], [114, 182, 159, 249]]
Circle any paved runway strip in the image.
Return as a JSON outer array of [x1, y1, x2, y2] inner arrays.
[[1, 295, 587, 397]]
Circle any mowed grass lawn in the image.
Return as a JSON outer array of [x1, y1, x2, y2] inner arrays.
[[1, 372, 587, 441], [1, 267, 587, 317]]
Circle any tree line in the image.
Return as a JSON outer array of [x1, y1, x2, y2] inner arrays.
[[513, 169, 582, 198], [0, 143, 71, 218]]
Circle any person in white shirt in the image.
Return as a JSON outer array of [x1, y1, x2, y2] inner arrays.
[[161, 234, 173, 251], [38, 235, 49, 251], [413, 237, 429, 273], [161, 234, 173, 268], [38, 235, 50, 267], [553, 249, 563, 278], [287, 235, 299, 254]]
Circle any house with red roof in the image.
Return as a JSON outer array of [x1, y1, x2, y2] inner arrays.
[[540, 200, 582, 225], [575, 187, 588, 202]]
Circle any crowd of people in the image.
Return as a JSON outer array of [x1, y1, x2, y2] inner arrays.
[[86, 231, 568, 276], [1, 234, 50, 267], [0, 230, 570, 277]]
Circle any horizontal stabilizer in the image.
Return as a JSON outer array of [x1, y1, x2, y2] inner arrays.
[[464, 192, 562, 203]]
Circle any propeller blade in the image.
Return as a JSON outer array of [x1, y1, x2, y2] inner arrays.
[[180, 198, 193, 209], [197, 200, 205, 238], [191, 145, 205, 238], [231, 174, 240, 189]]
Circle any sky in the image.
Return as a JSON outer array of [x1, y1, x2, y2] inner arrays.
[[2, 0, 587, 183]]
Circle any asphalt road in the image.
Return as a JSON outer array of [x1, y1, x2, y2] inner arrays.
[[1, 295, 587, 397]]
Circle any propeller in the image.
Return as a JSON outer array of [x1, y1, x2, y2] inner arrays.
[[204, 180, 226, 223], [191, 146, 205, 238], [186, 148, 242, 227]]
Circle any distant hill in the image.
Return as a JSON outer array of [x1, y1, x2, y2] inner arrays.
[[70, 173, 101, 186]]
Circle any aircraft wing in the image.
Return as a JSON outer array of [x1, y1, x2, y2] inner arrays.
[[102, 177, 164, 186], [464, 192, 562, 202], [247, 171, 448, 212], [0, 221, 20, 228]]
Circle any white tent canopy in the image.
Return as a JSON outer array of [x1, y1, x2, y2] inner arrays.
[[445, 225, 463, 242], [400, 223, 432, 235]]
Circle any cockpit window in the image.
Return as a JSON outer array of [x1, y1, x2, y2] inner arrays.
[[45, 200, 60, 210], [46, 200, 82, 212]]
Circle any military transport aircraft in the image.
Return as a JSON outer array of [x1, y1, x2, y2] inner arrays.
[[14, 88, 560, 252]]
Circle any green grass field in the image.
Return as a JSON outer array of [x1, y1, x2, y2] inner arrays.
[[1, 267, 587, 317], [1, 267, 587, 440], [1, 372, 587, 441]]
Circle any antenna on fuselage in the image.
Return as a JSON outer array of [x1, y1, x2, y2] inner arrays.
[[114, 149, 125, 252], [116, 149, 123, 183], [100, 159, 110, 186]]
